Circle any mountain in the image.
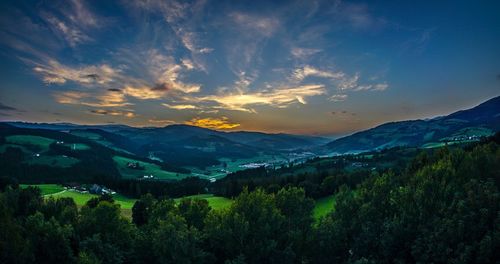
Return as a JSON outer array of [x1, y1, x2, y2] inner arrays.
[[325, 95, 500, 153], [4, 122, 328, 168], [0, 123, 190, 182]]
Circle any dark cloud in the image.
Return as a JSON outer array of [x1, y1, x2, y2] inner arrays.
[[151, 82, 172, 91], [0, 102, 17, 111], [90, 109, 108, 115], [496, 74, 500, 80], [82, 73, 99, 80], [332, 110, 356, 116], [107, 88, 122, 92]]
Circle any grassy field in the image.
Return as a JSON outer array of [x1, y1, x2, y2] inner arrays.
[[114, 156, 191, 180], [20, 184, 65, 195], [6, 135, 55, 151], [175, 194, 233, 210], [48, 190, 136, 209], [28, 155, 79, 168], [4, 135, 82, 168], [313, 194, 336, 219], [70, 131, 132, 153], [20, 184, 337, 219], [64, 143, 90, 150]]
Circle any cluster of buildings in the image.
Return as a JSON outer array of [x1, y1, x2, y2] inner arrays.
[[63, 183, 116, 195]]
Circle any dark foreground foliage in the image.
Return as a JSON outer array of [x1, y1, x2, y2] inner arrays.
[[1, 139, 499, 263]]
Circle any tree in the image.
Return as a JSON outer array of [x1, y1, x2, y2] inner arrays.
[[204, 188, 290, 263], [78, 202, 134, 264], [132, 194, 155, 227], [25, 212, 75, 264], [177, 198, 210, 230]]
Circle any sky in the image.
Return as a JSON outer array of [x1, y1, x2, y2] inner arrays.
[[0, 0, 499, 136]]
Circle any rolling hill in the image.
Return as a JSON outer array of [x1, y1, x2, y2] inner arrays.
[[325, 95, 500, 153], [5, 122, 328, 168]]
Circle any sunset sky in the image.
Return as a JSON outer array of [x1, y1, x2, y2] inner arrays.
[[0, 0, 499, 136]]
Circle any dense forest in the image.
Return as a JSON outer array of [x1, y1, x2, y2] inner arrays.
[[1, 135, 499, 263]]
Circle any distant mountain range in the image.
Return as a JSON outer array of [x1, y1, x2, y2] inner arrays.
[[324, 95, 500, 153], [4, 121, 329, 168], [3, 95, 499, 163]]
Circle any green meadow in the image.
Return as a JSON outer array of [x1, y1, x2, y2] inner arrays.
[[113, 156, 191, 180], [313, 194, 336, 219], [20, 184, 338, 219]]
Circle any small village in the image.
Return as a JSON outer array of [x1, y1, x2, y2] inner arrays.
[[62, 183, 116, 195]]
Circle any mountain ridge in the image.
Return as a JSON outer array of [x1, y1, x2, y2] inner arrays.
[[324, 95, 500, 153]]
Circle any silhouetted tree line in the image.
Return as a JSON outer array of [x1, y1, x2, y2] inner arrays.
[[1, 135, 499, 263]]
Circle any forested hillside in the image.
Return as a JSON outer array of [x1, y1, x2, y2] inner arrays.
[[1, 134, 498, 263]]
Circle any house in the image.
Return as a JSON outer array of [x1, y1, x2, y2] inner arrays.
[[89, 184, 102, 194]]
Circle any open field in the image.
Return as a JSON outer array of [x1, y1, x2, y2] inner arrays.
[[313, 194, 336, 219], [64, 143, 90, 150], [175, 194, 233, 210], [6, 135, 55, 151], [21, 184, 338, 219], [20, 184, 65, 195], [4, 135, 83, 167], [70, 131, 132, 153], [113, 156, 191, 180], [28, 155, 79, 168]]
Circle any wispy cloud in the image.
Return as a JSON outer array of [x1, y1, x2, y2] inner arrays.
[[33, 60, 120, 85], [39, 0, 103, 47], [162, 103, 198, 110], [291, 65, 345, 82], [290, 47, 322, 60], [54, 90, 130, 107], [329, 0, 386, 31], [44, 15, 92, 47], [185, 116, 240, 130], [148, 118, 176, 125], [199, 84, 326, 112], [401, 27, 437, 55], [329, 94, 348, 102], [229, 12, 280, 37], [0, 102, 18, 111], [90, 109, 135, 118]]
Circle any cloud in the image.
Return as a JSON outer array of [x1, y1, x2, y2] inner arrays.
[[123, 86, 166, 100], [53, 91, 89, 104], [291, 65, 345, 82], [185, 116, 240, 130], [162, 103, 198, 110], [290, 47, 322, 60], [229, 12, 280, 37], [148, 118, 176, 125], [199, 84, 326, 112], [131, 0, 212, 69], [44, 15, 92, 47], [33, 60, 120, 85], [90, 109, 135, 118], [146, 50, 202, 93], [329, 0, 386, 31], [329, 94, 348, 102], [0, 102, 17, 111], [401, 27, 436, 55], [67, 0, 100, 28], [54, 90, 130, 107], [39, 0, 102, 47]]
